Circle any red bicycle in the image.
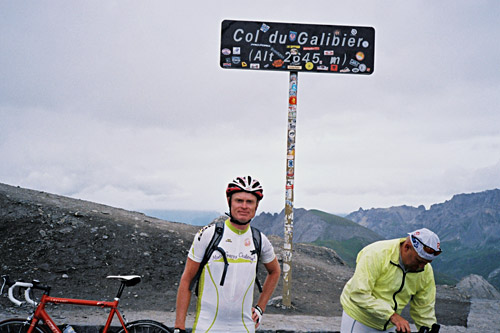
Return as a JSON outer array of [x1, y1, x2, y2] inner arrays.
[[0, 275, 172, 333]]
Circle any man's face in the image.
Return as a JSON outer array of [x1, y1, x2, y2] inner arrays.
[[403, 244, 432, 272], [229, 192, 259, 222]]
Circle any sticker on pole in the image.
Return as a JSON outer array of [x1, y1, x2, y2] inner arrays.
[[220, 20, 375, 74]]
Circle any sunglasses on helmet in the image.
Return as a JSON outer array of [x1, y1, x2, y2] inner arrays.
[[411, 235, 442, 256]]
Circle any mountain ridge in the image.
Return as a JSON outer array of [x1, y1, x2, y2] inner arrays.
[[251, 208, 383, 268], [346, 189, 500, 246], [346, 189, 500, 289]]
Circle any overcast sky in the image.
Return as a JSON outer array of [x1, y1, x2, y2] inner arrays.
[[1, 1, 499, 216]]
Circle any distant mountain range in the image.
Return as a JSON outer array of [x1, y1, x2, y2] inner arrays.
[[251, 208, 383, 270], [252, 189, 500, 290], [346, 189, 500, 248], [141, 209, 221, 226], [346, 189, 500, 290]]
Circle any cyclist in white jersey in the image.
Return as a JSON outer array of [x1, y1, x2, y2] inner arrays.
[[174, 176, 281, 333]]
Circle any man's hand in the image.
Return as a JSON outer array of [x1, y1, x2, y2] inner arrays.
[[252, 305, 263, 328], [390, 313, 411, 333]]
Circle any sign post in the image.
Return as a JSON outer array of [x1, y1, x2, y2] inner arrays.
[[220, 19, 375, 308], [283, 70, 297, 307]]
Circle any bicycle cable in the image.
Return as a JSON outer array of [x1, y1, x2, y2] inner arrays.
[[0, 279, 6, 294]]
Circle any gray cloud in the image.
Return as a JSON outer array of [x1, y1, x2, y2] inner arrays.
[[1, 1, 499, 215]]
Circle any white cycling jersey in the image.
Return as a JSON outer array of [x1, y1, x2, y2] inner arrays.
[[188, 219, 276, 333]]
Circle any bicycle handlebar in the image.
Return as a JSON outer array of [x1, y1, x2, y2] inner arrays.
[[2, 274, 137, 308], [1, 275, 24, 306], [8, 281, 35, 306], [1, 275, 51, 307], [395, 324, 440, 333]]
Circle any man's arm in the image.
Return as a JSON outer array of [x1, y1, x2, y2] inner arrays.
[[252, 258, 280, 327], [174, 258, 200, 330], [410, 266, 437, 329]]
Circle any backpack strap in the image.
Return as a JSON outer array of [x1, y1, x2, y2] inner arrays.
[[251, 226, 263, 293], [189, 221, 226, 295], [189, 222, 264, 296]]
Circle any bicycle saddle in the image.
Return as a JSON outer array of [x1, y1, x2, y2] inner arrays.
[[106, 275, 141, 286]]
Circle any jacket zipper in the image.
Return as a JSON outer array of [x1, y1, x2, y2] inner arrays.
[[384, 262, 406, 330]]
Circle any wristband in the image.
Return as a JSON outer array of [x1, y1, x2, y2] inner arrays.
[[254, 305, 263, 323]]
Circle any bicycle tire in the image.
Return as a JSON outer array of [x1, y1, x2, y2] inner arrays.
[[0, 319, 49, 333], [116, 320, 173, 333]]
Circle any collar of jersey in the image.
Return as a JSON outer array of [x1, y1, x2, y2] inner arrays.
[[225, 218, 250, 235]]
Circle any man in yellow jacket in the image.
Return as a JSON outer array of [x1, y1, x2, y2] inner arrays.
[[340, 228, 442, 333]]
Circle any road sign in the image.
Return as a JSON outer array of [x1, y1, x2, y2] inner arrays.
[[220, 19, 376, 309], [220, 20, 375, 74]]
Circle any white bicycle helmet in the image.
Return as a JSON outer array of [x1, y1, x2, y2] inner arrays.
[[226, 176, 264, 200]]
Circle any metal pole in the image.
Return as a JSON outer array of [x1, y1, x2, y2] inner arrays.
[[282, 71, 297, 308]]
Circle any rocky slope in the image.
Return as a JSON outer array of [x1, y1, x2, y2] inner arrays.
[[0, 183, 352, 317], [457, 274, 500, 300]]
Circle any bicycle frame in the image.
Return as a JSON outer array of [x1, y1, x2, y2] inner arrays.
[[28, 293, 128, 333]]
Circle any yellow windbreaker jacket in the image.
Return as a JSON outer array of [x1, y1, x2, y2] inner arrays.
[[340, 238, 437, 330]]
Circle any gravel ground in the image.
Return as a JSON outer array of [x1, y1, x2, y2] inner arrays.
[[2, 300, 500, 333]]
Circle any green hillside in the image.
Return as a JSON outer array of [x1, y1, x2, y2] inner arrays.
[[308, 209, 382, 267], [312, 238, 366, 267], [432, 240, 500, 288], [309, 209, 359, 227]]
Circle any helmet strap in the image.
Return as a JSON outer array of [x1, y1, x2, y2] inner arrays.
[[226, 193, 257, 226], [224, 212, 252, 226]]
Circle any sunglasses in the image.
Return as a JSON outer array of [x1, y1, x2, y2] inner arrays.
[[412, 235, 442, 256]]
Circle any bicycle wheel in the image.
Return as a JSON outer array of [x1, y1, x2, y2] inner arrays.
[[0, 319, 49, 333], [116, 320, 173, 333]]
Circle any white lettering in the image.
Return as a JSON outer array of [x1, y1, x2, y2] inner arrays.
[[298, 32, 308, 44], [235, 27, 369, 49], [254, 50, 262, 61], [254, 29, 260, 42], [245, 32, 253, 42], [330, 56, 341, 65], [325, 33, 331, 45], [269, 31, 287, 44], [332, 34, 340, 46], [279, 33, 287, 44], [234, 29, 261, 43], [269, 31, 279, 43], [233, 28, 244, 42]]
